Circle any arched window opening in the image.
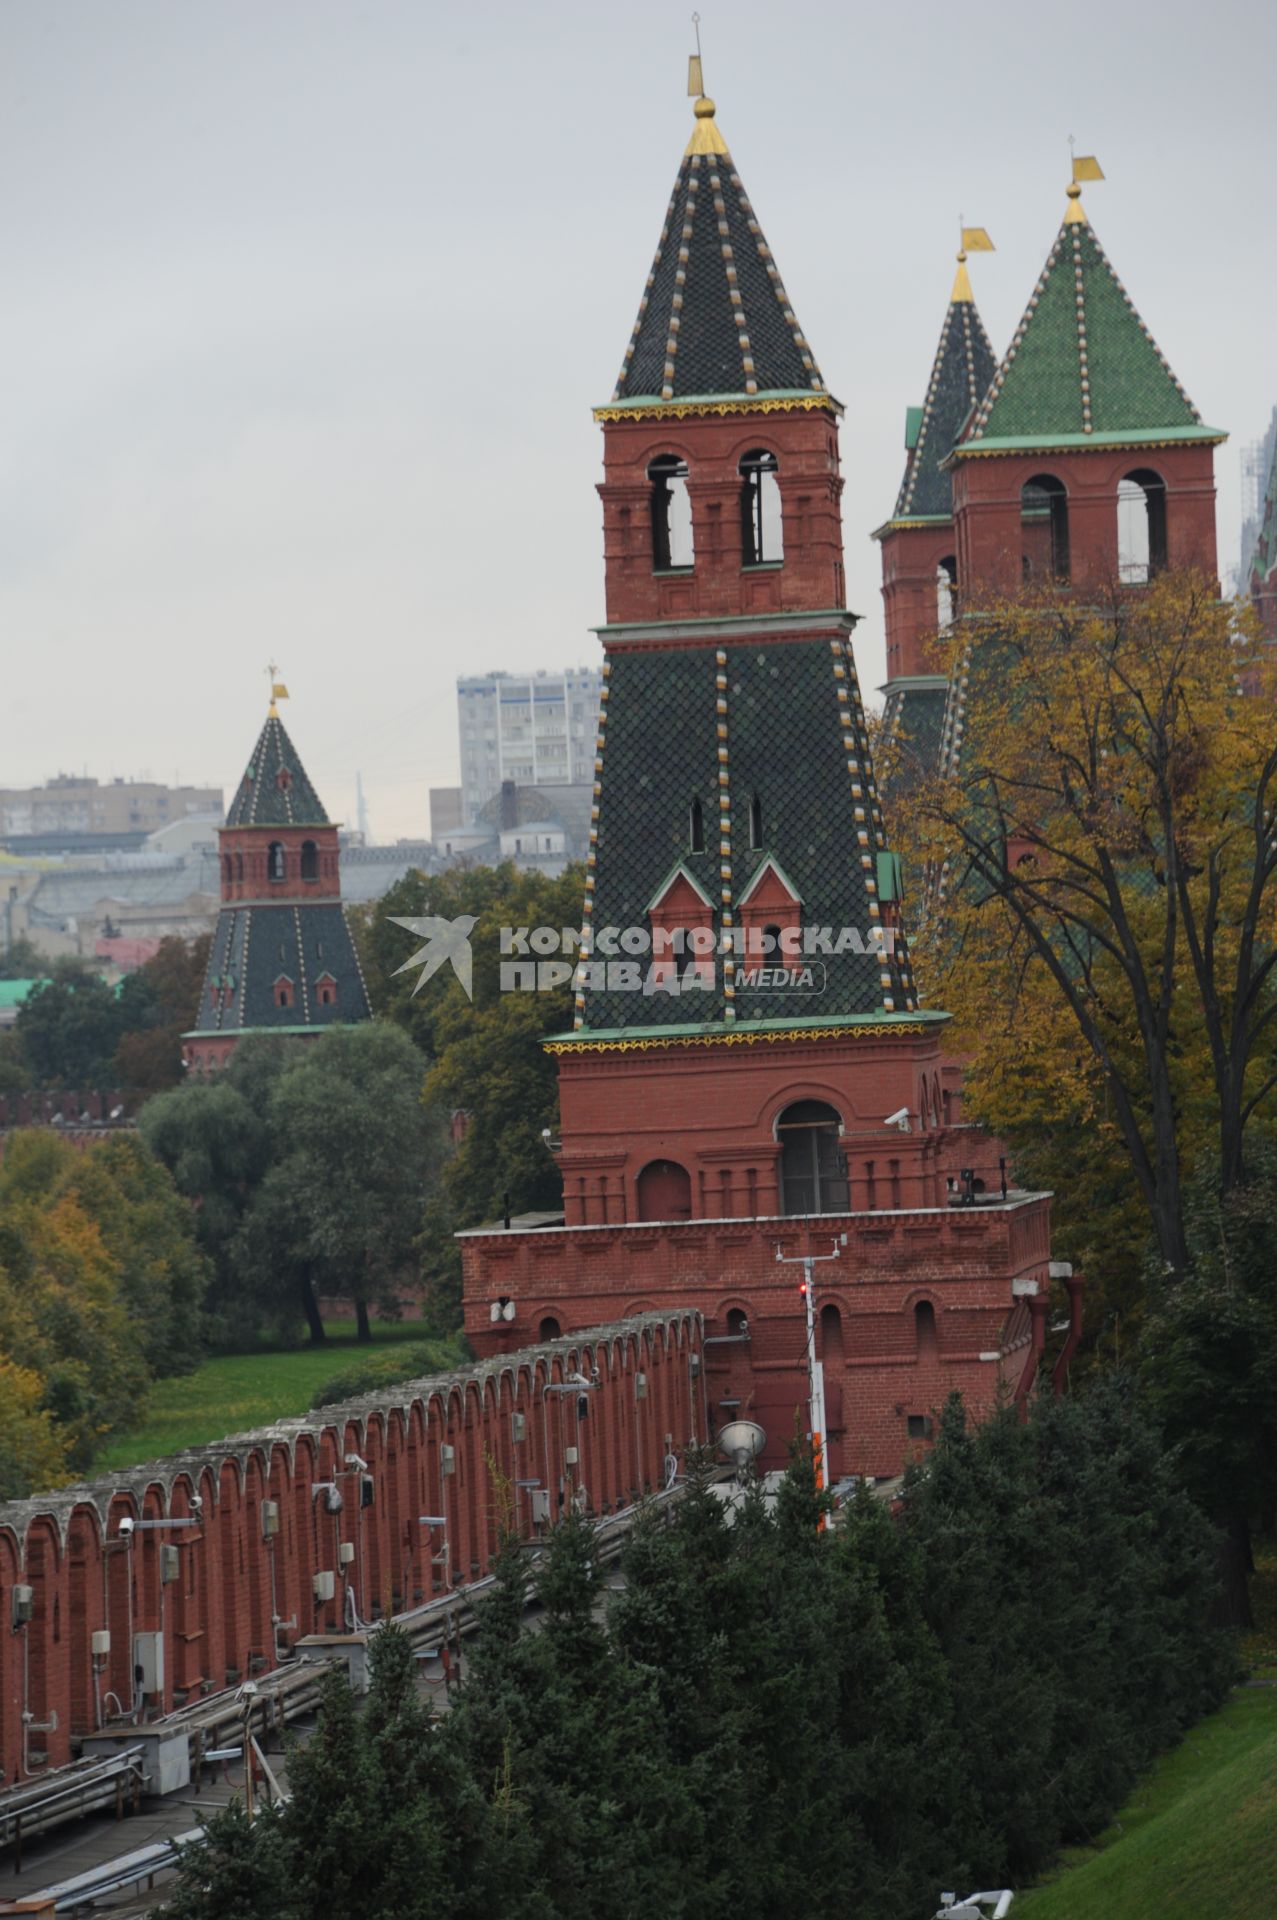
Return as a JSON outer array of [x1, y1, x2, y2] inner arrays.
[[778, 1100, 849, 1216], [726, 1307, 749, 1338], [268, 841, 286, 883], [915, 1299, 938, 1358], [235, 852, 244, 883], [274, 975, 295, 1010], [649, 454, 694, 571], [1020, 474, 1070, 582], [748, 792, 763, 850], [740, 448, 783, 565], [936, 554, 958, 629], [300, 839, 319, 881], [820, 1302, 845, 1364], [1117, 469, 1168, 583], [636, 1158, 693, 1223], [316, 974, 337, 1007], [539, 1316, 561, 1342], [222, 854, 232, 886], [689, 796, 705, 853]]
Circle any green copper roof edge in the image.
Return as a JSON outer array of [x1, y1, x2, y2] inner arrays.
[[871, 513, 953, 540], [593, 608, 860, 637], [594, 388, 844, 415], [546, 1009, 950, 1047], [183, 1023, 346, 1040], [880, 674, 949, 692], [950, 426, 1228, 461]]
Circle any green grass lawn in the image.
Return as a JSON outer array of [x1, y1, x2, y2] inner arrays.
[[96, 1322, 461, 1469], [1014, 1683, 1277, 1920]]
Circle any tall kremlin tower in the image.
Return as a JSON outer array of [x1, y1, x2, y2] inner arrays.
[[461, 79, 1062, 1479]]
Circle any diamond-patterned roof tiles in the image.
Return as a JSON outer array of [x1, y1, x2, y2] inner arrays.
[[963, 210, 1211, 451], [226, 713, 329, 829], [577, 636, 914, 1030], [612, 101, 827, 405], [892, 296, 997, 519]]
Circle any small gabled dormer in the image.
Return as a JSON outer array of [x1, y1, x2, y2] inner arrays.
[[646, 861, 716, 989], [737, 854, 803, 967]]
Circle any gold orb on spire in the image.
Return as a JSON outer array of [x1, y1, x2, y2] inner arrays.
[[694, 94, 716, 119]]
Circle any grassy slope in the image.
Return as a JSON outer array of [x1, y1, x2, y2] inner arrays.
[[96, 1322, 459, 1468], [1015, 1684, 1277, 1920]]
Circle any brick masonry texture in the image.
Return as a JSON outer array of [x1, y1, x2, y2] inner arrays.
[[0, 1314, 701, 1785]]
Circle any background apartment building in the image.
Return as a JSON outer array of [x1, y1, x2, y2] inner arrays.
[[456, 669, 601, 825]]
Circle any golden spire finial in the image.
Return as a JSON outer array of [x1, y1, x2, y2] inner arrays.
[[1065, 141, 1104, 224], [685, 14, 728, 155], [951, 223, 994, 303], [266, 662, 289, 718]]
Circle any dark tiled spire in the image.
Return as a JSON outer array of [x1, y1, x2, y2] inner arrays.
[[611, 96, 828, 406], [892, 279, 998, 520], [226, 710, 329, 829]]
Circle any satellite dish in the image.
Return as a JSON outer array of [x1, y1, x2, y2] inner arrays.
[[715, 1420, 766, 1481]]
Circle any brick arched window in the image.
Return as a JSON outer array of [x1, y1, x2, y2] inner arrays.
[[268, 841, 286, 883], [636, 1158, 692, 1223], [937, 554, 957, 628], [778, 1100, 848, 1216], [300, 840, 319, 881], [740, 448, 783, 565], [915, 1298, 938, 1358], [274, 975, 295, 1009], [1021, 473, 1070, 582], [649, 454, 694, 571], [1117, 469, 1168, 583]]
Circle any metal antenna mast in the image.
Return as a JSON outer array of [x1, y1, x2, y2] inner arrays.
[[774, 1236, 845, 1507]]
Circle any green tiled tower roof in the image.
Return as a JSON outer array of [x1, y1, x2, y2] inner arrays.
[[574, 636, 917, 1032], [609, 95, 829, 408], [890, 285, 997, 520], [959, 191, 1224, 456], [226, 711, 330, 828]]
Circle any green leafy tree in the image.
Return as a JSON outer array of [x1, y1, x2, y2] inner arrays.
[[230, 1024, 446, 1344], [354, 863, 583, 1328], [14, 959, 126, 1086], [0, 935, 44, 980], [114, 933, 211, 1096]]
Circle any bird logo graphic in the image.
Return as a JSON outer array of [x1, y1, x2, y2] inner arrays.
[[389, 915, 478, 1001]]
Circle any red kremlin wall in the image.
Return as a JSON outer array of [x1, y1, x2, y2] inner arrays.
[[0, 1313, 701, 1787]]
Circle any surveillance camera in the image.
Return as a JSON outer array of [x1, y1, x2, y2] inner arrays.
[[541, 1127, 552, 1143], [118, 1516, 135, 1537], [344, 1452, 368, 1472], [884, 1106, 911, 1130], [189, 1493, 203, 1513]]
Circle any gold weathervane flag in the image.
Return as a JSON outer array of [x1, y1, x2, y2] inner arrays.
[[961, 227, 995, 253], [687, 53, 703, 97], [1072, 154, 1104, 183], [272, 682, 289, 701]]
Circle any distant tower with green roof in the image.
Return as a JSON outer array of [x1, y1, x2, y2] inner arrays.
[[950, 164, 1225, 602], [184, 687, 370, 1070]]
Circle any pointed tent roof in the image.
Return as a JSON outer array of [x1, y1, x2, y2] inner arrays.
[[888, 269, 998, 522], [605, 95, 831, 412], [957, 184, 1225, 457], [225, 708, 330, 828]]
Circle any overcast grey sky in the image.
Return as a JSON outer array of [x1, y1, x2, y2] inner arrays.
[[3, 0, 1274, 840]]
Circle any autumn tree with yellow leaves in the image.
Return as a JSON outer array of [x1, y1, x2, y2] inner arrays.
[[886, 570, 1277, 1287]]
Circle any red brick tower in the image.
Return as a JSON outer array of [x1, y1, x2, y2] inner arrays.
[[874, 239, 999, 782], [950, 169, 1223, 605], [461, 85, 1059, 1478], [184, 691, 370, 1070]]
